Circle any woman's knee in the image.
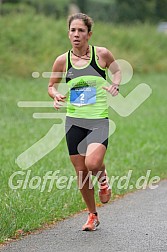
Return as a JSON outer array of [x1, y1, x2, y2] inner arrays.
[[85, 158, 102, 175]]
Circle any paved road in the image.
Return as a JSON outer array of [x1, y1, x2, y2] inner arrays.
[[1, 180, 167, 252]]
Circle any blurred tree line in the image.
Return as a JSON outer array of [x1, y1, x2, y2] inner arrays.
[[0, 0, 167, 23]]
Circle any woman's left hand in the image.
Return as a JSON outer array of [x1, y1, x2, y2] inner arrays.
[[103, 84, 119, 96]]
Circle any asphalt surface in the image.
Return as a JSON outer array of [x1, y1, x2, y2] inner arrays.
[[1, 180, 167, 252]]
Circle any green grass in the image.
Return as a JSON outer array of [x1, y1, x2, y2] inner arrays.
[[0, 12, 167, 243], [0, 73, 167, 242], [0, 13, 167, 78]]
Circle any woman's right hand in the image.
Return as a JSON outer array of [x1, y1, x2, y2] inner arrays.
[[53, 93, 66, 110]]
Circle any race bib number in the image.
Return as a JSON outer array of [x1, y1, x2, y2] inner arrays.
[[70, 87, 96, 106]]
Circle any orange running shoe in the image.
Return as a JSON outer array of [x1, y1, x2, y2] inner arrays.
[[98, 176, 111, 204], [82, 213, 100, 231]]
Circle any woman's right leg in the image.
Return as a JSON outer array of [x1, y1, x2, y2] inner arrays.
[[65, 117, 100, 230], [70, 154, 97, 214]]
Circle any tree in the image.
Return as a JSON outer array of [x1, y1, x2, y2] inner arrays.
[[155, 0, 167, 21], [3, 0, 21, 2], [115, 0, 156, 23], [72, 0, 88, 13]]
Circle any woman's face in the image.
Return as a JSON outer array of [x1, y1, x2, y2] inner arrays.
[[68, 19, 92, 48]]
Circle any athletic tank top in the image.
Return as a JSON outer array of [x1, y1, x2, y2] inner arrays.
[[65, 45, 108, 119]]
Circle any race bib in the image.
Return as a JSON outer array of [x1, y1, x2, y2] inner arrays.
[[70, 87, 96, 106]]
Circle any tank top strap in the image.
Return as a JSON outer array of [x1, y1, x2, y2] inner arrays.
[[90, 46, 96, 66], [90, 46, 106, 79], [67, 50, 72, 71]]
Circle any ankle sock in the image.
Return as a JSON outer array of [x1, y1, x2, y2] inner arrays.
[[101, 178, 106, 183], [89, 212, 97, 216], [98, 171, 107, 184]]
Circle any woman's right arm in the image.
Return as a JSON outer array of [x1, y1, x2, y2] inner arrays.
[[48, 54, 66, 109]]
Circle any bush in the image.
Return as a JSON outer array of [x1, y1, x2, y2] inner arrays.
[[0, 2, 35, 15], [0, 13, 167, 77]]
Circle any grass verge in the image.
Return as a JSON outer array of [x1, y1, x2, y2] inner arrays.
[[0, 72, 167, 242]]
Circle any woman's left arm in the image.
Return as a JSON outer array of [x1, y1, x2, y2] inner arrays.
[[103, 48, 121, 96]]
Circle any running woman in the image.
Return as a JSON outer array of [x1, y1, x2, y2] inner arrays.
[[48, 13, 121, 231]]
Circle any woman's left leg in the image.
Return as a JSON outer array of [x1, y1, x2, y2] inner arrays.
[[85, 143, 107, 178], [85, 143, 111, 204]]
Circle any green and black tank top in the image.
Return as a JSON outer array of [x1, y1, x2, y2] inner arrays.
[[65, 45, 108, 119]]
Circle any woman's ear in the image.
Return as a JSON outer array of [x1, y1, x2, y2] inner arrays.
[[88, 31, 93, 39]]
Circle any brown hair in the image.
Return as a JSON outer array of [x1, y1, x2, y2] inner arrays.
[[68, 13, 93, 33]]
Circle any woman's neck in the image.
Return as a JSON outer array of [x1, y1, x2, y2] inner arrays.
[[71, 45, 90, 57]]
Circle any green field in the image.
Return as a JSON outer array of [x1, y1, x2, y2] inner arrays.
[[0, 12, 167, 242]]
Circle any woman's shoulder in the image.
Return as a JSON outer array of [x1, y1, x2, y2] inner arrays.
[[94, 46, 115, 67], [52, 52, 68, 72], [94, 46, 109, 56], [55, 52, 67, 64]]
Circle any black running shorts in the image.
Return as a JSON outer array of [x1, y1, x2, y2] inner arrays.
[[65, 116, 109, 155]]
